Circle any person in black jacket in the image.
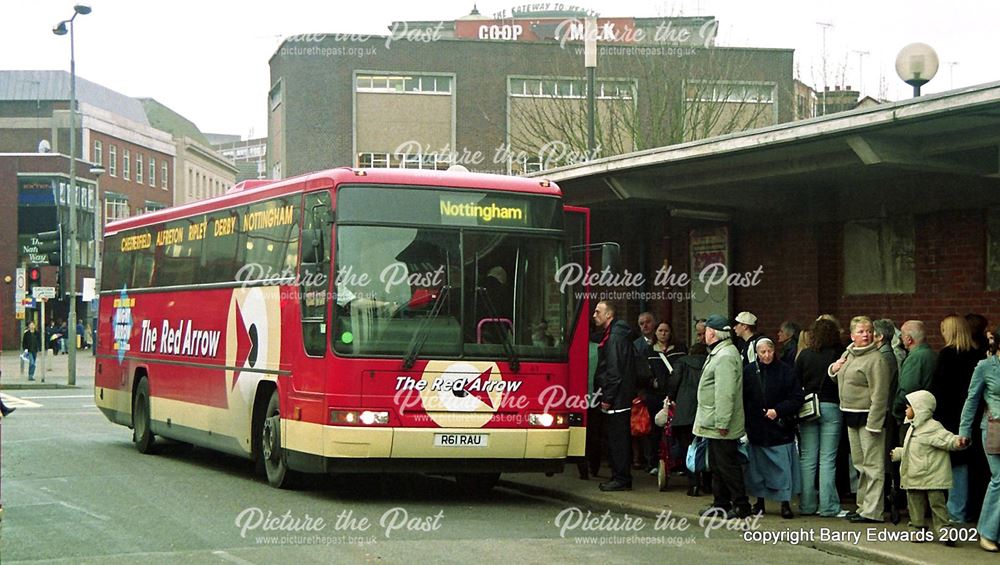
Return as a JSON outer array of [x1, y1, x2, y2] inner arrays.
[[666, 342, 708, 495], [22, 321, 42, 382], [643, 322, 686, 475], [593, 300, 636, 491], [796, 318, 845, 517], [930, 315, 984, 524], [743, 338, 804, 518]]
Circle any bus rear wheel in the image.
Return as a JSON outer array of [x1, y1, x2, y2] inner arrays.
[[259, 389, 296, 488], [133, 378, 155, 454]]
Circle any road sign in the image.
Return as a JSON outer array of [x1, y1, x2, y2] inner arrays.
[[32, 286, 56, 299], [15, 266, 26, 314]]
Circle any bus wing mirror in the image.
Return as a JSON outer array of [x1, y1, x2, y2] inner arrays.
[[601, 243, 620, 272], [301, 228, 322, 264]]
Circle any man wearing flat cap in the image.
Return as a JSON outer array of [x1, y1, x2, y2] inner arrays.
[[734, 311, 764, 367], [695, 314, 751, 518]]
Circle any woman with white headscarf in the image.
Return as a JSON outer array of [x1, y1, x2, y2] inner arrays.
[[743, 338, 804, 518]]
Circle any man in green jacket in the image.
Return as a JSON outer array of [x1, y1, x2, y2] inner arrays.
[[894, 320, 938, 426], [695, 314, 749, 519]]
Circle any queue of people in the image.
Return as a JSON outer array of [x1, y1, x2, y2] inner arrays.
[[587, 305, 999, 552]]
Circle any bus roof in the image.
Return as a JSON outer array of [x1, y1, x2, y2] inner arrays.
[[106, 167, 562, 234]]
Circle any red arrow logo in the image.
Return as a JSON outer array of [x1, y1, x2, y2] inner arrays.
[[231, 302, 251, 390], [462, 367, 496, 409]]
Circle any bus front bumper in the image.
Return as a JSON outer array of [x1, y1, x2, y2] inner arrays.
[[281, 421, 571, 474]]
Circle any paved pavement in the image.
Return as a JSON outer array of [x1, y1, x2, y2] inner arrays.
[[501, 466, 986, 565], [0, 349, 93, 390]]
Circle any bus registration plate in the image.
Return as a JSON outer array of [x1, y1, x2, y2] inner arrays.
[[434, 433, 488, 447]]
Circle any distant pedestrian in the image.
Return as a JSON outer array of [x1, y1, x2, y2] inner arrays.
[[665, 341, 708, 496], [22, 321, 41, 382], [895, 321, 937, 427], [634, 312, 656, 352], [777, 321, 800, 367], [694, 318, 707, 347], [0, 385, 14, 418], [733, 311, 764, 367], [874, 318, 903, 524]]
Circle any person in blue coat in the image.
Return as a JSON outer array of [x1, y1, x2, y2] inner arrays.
[[959, 326, 1000, 553]]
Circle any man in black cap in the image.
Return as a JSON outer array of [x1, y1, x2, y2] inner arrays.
[[695, 314, 750, 518], [592, 300, 636, 491]]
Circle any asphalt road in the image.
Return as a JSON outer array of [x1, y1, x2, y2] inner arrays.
[[0, 388, 862, 564]]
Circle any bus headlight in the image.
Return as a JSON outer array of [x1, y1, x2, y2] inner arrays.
[[359, 411, 389, 425], [330, 410, 389, 426], [529, 413, 566, 427]]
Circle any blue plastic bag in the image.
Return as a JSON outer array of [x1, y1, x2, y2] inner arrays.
[[686, 435, 709, 473]]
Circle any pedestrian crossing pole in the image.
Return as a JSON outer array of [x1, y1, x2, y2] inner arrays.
[[39, 298, 47, 383]]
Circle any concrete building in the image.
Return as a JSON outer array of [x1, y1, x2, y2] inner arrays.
[[793, 79, 818, 120], [268, 11, 793, 178], [140, 98, 238, 205], [211, 136, 268, 182]]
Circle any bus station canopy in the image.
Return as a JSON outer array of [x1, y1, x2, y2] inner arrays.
[[533, 81, 1000, 216]]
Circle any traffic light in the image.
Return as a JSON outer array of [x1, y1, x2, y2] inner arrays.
[[27, 266, 41, 292], [35, 229, 62, 266]]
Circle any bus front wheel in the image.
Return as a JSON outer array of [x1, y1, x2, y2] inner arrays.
[[133, 378, 155, 454], [259, 390, 295, 488]]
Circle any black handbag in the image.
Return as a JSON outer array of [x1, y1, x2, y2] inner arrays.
[[798, 392, 821, 422]]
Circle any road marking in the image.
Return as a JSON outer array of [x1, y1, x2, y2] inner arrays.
[[212, 551, 257, 565], [1, 393, 42, 408], [14, 501, 110, 521]]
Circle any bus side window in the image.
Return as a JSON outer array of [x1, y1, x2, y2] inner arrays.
[[300, 192, 331, 356]]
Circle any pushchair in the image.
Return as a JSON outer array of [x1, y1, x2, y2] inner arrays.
[[656, 401, 681, 491]]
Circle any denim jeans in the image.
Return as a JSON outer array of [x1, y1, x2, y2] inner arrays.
[[949, 463, 969, 523], [799, 402, 842, 515], [979, 429, 1000, 542], [26, 351, 36, 379]]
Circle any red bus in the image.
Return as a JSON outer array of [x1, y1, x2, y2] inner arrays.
[[96, 167, 593, 490]]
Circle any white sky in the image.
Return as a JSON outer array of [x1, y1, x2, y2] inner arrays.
[[4, 0, 998, 139]]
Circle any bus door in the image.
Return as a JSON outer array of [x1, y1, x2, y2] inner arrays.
[[291, 191, 333, 411]]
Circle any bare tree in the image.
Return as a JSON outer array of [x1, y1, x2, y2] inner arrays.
[[505, 47, 783, 173]]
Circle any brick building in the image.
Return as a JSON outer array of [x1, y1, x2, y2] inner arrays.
[[0, 153, 101, 348], [0, 71, 175, 222]]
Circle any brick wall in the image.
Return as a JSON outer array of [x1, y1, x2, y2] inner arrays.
[[733, 209, 1000, 347]]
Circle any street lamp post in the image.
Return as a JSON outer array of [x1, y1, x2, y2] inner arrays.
[[53, 4, 92, 386], [584, 18, 597, 160], [90, 165, 104, 354], [895, 42, 939, 97]]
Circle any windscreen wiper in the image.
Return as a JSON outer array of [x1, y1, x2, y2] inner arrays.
[[402, 286, 450, 370]]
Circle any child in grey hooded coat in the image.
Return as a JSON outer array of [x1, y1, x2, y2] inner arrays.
[[890, 390, 965, 543]]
